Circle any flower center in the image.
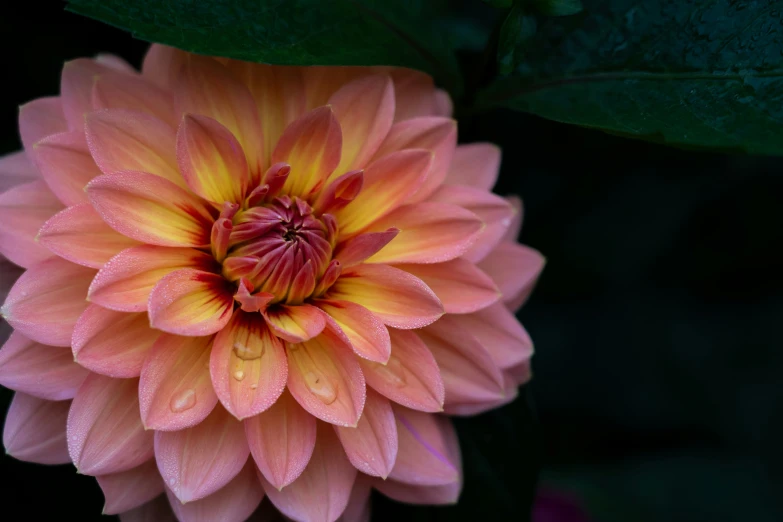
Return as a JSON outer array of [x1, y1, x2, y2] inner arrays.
[[221, 195, 339, 305]]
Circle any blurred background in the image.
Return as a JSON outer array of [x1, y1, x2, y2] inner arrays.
[[1, 4, 782, 522]]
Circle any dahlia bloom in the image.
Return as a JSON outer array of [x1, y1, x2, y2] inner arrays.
[[0, 45, 544, 521]]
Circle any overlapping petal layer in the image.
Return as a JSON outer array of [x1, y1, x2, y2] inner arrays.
[[0, 45, 543, 522]]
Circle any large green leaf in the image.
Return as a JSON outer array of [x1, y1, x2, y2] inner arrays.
[[480, 0, 783, 154], [66, 0, 463, 93]]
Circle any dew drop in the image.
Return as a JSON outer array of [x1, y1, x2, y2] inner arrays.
[[233, 341, 264, 360], [304, 371, 337, 404], [374, 356, 407, 388], [250, 384, 258, 390], [170, 389, 196, 413], [233, 370, 245, 381], [168, 478, 176, 486]]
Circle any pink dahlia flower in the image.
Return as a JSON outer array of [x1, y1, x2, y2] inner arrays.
[[0, 45, 544, 521]]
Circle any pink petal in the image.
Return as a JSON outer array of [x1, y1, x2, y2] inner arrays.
[[443, 371, 519, 416], [335, 388, 397, 478], [60, 58, 114, 129], [98, 459, 165, 515], [31, 130, 100, 206], [272, 106, 342, 199], [84, 109, 184, 187], [72, 305, 161, 378], [86, 171, 214, 247], [287, 328, 366, 427], [337, 475, 372, 522], [457, 302, 533, 370], [333, 149, 431, 237], [142, 44, 186, 88], [264, 304, 327, 343], [262, 422, 357, 522], [387, 68, 438, 122], [418, 316, 505, 405], [148, 268, 234, 336], [18, 97, 67, 153], [328, 264, 443, 329], [0, 180, 63, 268], [478, 243, 545, 307], [166, 460, 264, 522], [95, 53, 136, 72], [388, 406, 458, 486], [444, 143, 501, 191], [155, 405, 249, 503], [177, 114, 249, 204], [433, 89, 453, 118], [363, 202, 483, 264], [139, 333, 217, 431], [2, 256, 94, 347], [0, 150, 39, 193], [360, 328, 444, 413], [396, 259, 500, 314], [504, 195, 524, 242], [38, 204, 140, 268], [373, 478, 460, 506], [0, 331, 88, 400], [175, 55, 265, 182], [210, 311, 288, 420], [88, 245, 215, 312], [507, 360, 532, 386], [0, 259, 23, 303], [68, 374, 153, 475], [316, 299, 391, 363], [428, 184, 515, 263], [119, 496, 176, 522], [245, 389, 316, 490], [329, 74, 395, 173], [92, 71, 176, 125], [3, 392, 71, 464], [333, 228, 399, 268], [373, 117, 456, 202]]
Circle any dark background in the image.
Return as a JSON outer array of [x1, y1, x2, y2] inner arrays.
[[1, 3, 782, 521]]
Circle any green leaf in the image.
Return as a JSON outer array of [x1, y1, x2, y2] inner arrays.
[[66, 0, 463, 94], [477, 0, 783, 155], [532, 0, 583, 17], [497, 6, 538, 76]]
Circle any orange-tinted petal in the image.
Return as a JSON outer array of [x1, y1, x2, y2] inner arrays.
[[373, 117, 456, 202], [92, 71, 176, 125], [85, 109, 184, 187], [328, 264, 443, 329], [60, 58, 113, 129], [89, 245, 215, 312], [264, 304, 326, 343], [139, 334, 217, 431], [444, 143, 501, 191], [97, 460, 165, 515], [177, 114, 249, 204], [333, 228, 399, 268], [38, 204, 140, 268], [286, 329, 366, 427], [273, 106, 342, 199], [478, 242, 545, 305], [175, 55, 264, 182], [336, 388, 397, 478], [210, 311, 288, 420], [389, 406, 459, 486], [457, 302, 533, 370], [363, 202, 483, 264], [2, 257, 94, 347], [329, 75, 395, 174], [360, 328, 444, 413], [72, 306, 161, 378], [87, 171, 214, 247], [334, 149, 431, 237], [32, 130, 102, 206], [396, 259, 500, 314], [155, 405, 249, 503], [148, 268, 234, 336], [244, 389, 316, 490], [316, 299, 391, 363]]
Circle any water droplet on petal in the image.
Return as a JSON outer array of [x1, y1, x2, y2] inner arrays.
[[170, 389, 196, 413], [304, 371, 337, 404], [374, 356, 407, 388], [233, 370, 245, 381], [250, 384, 258, 390], [233, 341, 264, 360], [168, 477, 176, 486]]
